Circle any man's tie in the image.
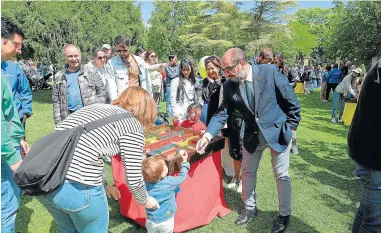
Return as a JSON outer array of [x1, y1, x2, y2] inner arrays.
[[245, 80, 254, 111]]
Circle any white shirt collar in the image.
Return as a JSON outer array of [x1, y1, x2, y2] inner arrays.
[[240, 65, 253, 83]]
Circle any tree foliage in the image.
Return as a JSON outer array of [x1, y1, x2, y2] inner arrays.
[[2, 1, 146, 66]]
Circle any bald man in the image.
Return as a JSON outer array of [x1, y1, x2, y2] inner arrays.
[[52, 44, 106, 124], [197, 48, 300, 233]]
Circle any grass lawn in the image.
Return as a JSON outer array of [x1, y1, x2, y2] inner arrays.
[[16, 89, 360, 233]]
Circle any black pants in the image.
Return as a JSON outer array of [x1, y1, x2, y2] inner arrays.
[[326, 83, 339, 101]]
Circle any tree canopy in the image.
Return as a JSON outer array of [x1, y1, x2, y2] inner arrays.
[[2, 0, 380, 67]]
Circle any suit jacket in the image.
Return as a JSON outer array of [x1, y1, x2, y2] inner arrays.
[[206, 64, 301, 153]]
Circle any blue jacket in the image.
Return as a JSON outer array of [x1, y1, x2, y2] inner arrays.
[[327, 68, 342, 84], [206, 64, 301, 153], [1, 61, 33, 119], [145, 162, 190, 223]]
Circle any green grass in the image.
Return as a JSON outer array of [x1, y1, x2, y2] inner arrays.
[[16, 89, 360, 233]]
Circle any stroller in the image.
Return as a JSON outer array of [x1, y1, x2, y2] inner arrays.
[[26, 70, 52, 91]]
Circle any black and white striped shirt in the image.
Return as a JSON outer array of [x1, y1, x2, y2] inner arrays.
[[55, 104, 147, 204]]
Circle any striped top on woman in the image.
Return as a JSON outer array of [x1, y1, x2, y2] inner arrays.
[[55, 103, 147, 204]]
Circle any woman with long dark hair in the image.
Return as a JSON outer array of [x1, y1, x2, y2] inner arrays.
[[170, 60, 201, 124]]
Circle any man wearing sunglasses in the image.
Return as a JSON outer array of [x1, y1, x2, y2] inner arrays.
[[105, 35, 152, 101], [52, 44, 106, 124], [197, 48, 300, 233]]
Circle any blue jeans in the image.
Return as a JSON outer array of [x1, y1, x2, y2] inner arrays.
[[331, 91, 345, 119], [1, 162, 21, 233], [165, 86, 172, 117], [35, 180, 109, 233], [200, 102, 208, 125], [352, 163, 381, 233]]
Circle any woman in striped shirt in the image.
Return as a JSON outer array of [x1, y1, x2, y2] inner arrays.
[[35, 86, 158, 233]]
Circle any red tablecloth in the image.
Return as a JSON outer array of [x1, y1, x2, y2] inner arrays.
[[112, 151, 231, 232]]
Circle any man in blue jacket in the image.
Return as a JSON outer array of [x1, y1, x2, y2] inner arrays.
[[1, 60, 32, 128], [325, 64, 342, 102], [197, 48, 300, 233]]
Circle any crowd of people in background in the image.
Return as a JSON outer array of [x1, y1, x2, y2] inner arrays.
[[2, 16, 380, 233]]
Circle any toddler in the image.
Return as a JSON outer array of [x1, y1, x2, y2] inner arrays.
[[142, 151, 190, 233]]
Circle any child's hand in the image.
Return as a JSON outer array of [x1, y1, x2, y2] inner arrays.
[[178, 149, 188, 162], [105, 185, 121, 200]]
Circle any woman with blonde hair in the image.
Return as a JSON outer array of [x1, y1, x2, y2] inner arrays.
[[35, 86, 158, 233]]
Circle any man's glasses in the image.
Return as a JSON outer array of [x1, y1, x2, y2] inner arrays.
[[222, 60, 240, 73], [116, 49, 129, 54], [9, 40, 22, 49], [97, 56, 107, 60]]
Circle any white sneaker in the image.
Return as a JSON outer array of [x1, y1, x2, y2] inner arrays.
[[338, 119, 343, 123], [227, 179, 239, 189], [236, 180, 243, 193], [291, 145, 299, 155], [323, 100, 328, 103], [331, 118, 337, 123]]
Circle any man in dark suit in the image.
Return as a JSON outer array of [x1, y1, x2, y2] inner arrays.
[[197, 48, 301, 233]]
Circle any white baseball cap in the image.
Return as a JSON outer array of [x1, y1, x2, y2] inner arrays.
[[102, 44, 111, 50]]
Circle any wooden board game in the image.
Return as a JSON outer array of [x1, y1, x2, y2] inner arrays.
[[144, 125, 225, 171]]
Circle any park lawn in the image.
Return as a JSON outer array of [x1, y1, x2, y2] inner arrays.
[[16, 89, 360, 233]]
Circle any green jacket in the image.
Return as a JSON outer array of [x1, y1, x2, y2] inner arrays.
[[1, 74, 24, 166]]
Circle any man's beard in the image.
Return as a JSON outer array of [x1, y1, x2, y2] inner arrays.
[[230, 70, 245, 83]]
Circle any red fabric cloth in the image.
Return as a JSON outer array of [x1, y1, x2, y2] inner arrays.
[[180, 120, 206, 131], [112, 151, 230, 232]]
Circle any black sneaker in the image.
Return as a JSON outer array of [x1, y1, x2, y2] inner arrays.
[[234, 207, 258, 225], [271, 215, 290, 233]]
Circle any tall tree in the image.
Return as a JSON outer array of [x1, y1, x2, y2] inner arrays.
[[147, 1, 199, 60]]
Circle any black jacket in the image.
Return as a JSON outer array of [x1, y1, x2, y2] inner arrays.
[[348, 59, 381, 170]]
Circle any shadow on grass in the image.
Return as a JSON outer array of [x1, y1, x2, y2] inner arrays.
[[295, 140, 360, 216], [246, 210, 320, 233], [16, 195, 34, 233], [32, 90, 53, 104]]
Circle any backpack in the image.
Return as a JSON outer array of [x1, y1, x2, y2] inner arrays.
[[14, 112, 131, 196]]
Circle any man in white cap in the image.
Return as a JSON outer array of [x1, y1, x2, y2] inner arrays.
[[331, 67, 362, 123], [102, 44, 112, 61]]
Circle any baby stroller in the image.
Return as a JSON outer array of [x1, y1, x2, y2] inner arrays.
[[27, 71, 52, 91]]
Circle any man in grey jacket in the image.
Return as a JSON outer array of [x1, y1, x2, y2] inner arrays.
[[52, 44, 106, 124]]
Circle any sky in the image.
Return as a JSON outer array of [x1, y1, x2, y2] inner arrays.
[[140, 1, 335, 24]]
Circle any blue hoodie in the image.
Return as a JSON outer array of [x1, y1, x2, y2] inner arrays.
[[1, 61, 33, 119], [327, 68, 342, 84]]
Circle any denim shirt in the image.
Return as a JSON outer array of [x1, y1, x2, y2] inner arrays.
[[145, 162, 190, 223], [66, 68, 83, 112], [105, 55, 152, 101]]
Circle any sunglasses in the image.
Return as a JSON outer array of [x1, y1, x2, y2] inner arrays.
[[116, 49, 129, 53], [96, 56, 106, 60], [150, 54, 157, 58]]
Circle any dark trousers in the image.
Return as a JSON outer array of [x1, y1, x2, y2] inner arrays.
[[326, 83, 339, 101]]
